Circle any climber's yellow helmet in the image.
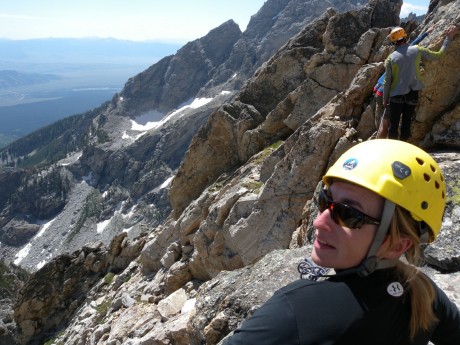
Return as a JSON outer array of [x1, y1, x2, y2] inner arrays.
[[323, 139, 446, 242], [389, 26, 407, 42]]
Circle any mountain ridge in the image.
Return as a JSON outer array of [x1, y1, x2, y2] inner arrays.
[[1, 0, 459, 344]]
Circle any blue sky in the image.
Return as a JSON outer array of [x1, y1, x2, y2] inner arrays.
[[400, 0, 431, 17], [0, 1, 430, 43]]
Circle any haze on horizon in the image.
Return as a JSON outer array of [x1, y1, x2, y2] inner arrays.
[[0, 0, 430, 43]]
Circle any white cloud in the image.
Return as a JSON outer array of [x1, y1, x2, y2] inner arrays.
[[0, 13, 39, 19], [401, 3, 428, 17]]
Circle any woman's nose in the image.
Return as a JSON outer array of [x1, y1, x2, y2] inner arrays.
[[313, 208, 334, 232]]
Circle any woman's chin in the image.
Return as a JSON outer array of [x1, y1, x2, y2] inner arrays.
[[311, 249, 329, 268]]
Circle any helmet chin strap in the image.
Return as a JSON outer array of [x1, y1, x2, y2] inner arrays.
[[355, 199, 396, 277]]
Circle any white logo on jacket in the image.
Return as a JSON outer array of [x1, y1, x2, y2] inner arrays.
[[387, 282, 404, 297]]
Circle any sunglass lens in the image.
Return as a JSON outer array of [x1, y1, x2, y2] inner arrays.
[[317, 189, 365, 228], [333, 204, 363, 228], [317, 189, 328, 212]]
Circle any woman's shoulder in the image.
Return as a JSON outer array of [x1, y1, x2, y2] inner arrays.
[[274, 278, 322, 296], [275, 275, 359, 301]]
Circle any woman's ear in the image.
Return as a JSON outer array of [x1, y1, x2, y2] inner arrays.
[[378, 236, 413, 259]]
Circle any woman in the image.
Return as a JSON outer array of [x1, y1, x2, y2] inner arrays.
[[225, 139, 460, 344]]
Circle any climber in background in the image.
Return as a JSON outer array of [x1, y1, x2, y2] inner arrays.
[[383, 24, 458, 141], [373, 25, 434, 139]]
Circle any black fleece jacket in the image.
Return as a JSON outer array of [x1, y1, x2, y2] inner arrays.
[[225, 269, 460, 345]]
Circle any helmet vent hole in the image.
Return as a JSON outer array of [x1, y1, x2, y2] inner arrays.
[[442, 191, 445, 199], [416, 157, 424, 166], [421, 201, 428, 210], [440, 174, 444, 182], [430, 164, 436, 172], [435, 181, 440, 189], [424, 173, 431, 182]]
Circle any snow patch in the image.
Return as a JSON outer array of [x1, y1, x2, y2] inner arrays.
[[188, 97, 213, 109], [36, 218, 56, 238], [160, 176, 174, 189], [58, 151, 83, 166], [122, 205, 136, 219], [14, 243, 32, 265], [130, 96, 214, 133], [37, 260, 47, 270], [97, 218, 112, 233]]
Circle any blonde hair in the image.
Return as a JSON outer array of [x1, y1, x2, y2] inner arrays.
[[384, 206, 438, 339]]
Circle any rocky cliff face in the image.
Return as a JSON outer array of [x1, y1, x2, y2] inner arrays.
[[0, 0, 368, 280], [1, 0, 460, 344], [0, 0, 365, 273]]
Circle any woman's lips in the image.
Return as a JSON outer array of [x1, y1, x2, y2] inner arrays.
[[315, 238, 336, 249]]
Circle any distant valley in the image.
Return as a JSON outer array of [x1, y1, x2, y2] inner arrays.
[[0, 70, 62, 88], [0, 38, 182, 147]]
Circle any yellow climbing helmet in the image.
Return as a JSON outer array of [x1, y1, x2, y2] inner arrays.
[[389, 27, 407, 42], [323, 139, 446, 242]]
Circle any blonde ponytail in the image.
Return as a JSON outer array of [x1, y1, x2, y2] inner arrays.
[[385, 206, 438, 339]]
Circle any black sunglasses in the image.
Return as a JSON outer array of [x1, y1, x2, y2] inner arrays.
[[317, 189, 380, 229]]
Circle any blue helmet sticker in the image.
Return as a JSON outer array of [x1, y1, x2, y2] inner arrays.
[[343, 158, 358, 170]]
